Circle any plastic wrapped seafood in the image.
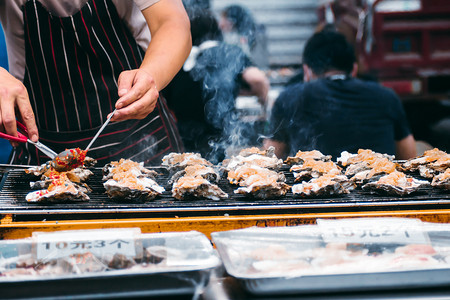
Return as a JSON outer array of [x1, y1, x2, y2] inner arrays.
[[291, 173, 352, 198], [290, 159, 342, 182], [172, 175, 228, 200], [222, 146, 283, 171], [285, 150, 332, 165], [103, 159, 164, 201], [0, 229, 220, 299], [212, 219, 450, 295], [362, 171, 430, 196]]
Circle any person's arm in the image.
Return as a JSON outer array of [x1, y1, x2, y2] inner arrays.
[[395, 134, 417, 160], [113, 0, 191, 122], [263, 139, 288, 159], [0, 67, 39, 143], [241, 66, 270, 104]]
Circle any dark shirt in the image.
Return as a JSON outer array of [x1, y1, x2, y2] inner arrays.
[[267, 77, 411, 159], [163, 43, 251, 163]]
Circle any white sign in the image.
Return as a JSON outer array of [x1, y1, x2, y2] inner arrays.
[[317, 218, 430, 245], [33, 228, 141, 260]]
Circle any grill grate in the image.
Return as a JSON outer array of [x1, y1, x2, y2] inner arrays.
[[0, 168, 449, 216]]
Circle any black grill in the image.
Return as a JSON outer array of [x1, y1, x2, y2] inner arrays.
[[0, 167, 449, 220]]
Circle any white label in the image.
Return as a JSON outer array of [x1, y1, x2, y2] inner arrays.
[[317, 218, 430, 245], [33, 228, 140, 260]]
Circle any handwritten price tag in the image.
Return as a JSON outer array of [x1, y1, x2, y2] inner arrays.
[[317, 218, 430, 245], [33, 228, 141, 260]]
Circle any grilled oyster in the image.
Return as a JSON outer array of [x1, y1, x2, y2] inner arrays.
[[222, 146, 283, 171], [102, 158, 158, 180], [227, 164, 285, 185], [346, 157, 398, 185], [234, 172, 290, 199], [291, 174, 352, 198], [400, 148, 450, 178], [362, 171, 430, 196], [337, 149, 395, 167], [161, 152, 213, 172], [285, 150, 332, 165], [26, 178, 90, 203], [104, 172, 164, 201], [431, 169, 450, 190], [169, 164, 221, 186], [172, 175, 228, 200], [290, 159, 342, 182]]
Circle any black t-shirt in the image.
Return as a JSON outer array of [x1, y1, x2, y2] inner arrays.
[[267, 77, 411, 159], [163, 43, 251, 163]]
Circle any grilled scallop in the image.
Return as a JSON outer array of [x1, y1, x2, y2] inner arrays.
[[161, 152, 213, 172], [290, 159, 342, 182], [222, 146, 283, 171]]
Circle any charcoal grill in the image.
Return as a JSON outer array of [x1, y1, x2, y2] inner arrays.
[[1, 166, 450, 239]]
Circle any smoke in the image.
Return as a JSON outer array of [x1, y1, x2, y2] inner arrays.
[[189, 43, 260, 163]]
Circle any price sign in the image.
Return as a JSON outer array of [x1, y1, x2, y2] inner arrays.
[[33, 228, 141, 260], [317, 218, 430, 245]]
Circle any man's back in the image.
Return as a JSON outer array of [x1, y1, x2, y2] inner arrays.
[[269, 77, 411, 158]]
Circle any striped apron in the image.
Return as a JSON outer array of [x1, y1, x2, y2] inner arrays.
[[13, 0, 183, 166]]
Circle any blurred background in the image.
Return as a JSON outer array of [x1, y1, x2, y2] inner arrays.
[[211, 0, 450, 153]]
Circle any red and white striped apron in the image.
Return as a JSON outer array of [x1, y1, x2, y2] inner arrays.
[[13, 0, 183, 166]]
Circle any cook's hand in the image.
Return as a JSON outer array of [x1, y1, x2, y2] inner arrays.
[[112, 69, 159, 122], [0, 67, 38, 144]]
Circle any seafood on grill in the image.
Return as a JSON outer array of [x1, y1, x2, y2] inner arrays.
[[291, 173, 353, 198], [337, 150, 398, 184], [161, 152, 213, 172], [169, 164, 221, 186], [26, 175, 90, 203], [222, 146, 283, 171], [102, 158, 158, 181], [172, 175, 228, 200], [431, 168, 450, 190], [285, 150, 332, 165], [227, 164, 289, 199], [227, 164, 285, 185], [362, 171, 430, 196], [102, 159, 164, 201], [400, 148, 450, 179], [290, 159, 342, 182], [25, 154, 97, 177], [337, 149, 394, 167]]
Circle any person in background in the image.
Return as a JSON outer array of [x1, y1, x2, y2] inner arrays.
[[163, 8, 269, 163], [219, 4, 269, 70], [264, 30, 417, 160], [0, 0, 191, 166]]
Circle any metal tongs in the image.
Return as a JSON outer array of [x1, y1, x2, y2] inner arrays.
[[52, 109, 117, 171], [0, 121, 57, 159]]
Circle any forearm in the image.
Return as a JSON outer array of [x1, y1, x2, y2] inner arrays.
[[140, 0, 191, 90], [395, 134, 417, 160]]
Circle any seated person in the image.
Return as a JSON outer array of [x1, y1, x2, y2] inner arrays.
[[264, 31, 416, 160], [163, 9, 269, 163]]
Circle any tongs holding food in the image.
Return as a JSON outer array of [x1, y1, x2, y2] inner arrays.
[[0, 121, 57, 159]]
